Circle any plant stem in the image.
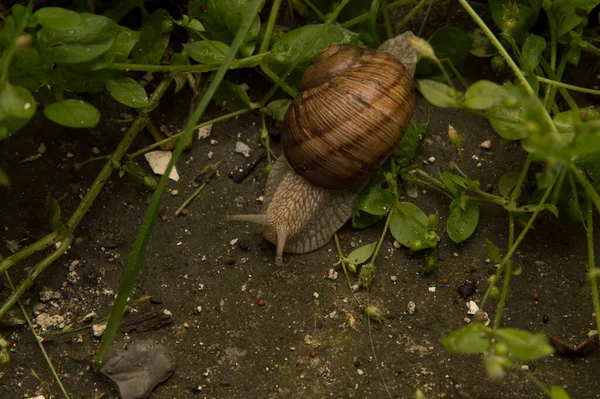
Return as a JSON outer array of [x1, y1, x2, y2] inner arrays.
[[340, 0, 415, 29], [0, 3, 29, 82], [334, 233, 362, 307], [128, 107, 255, 159], [0, 231, 60, 275], [259, 62, 299, 97], [302, 0, 326, 21], [175, 182, 207, 216], [260, 0, 351, 105], [94, 0, 265, 370], [537, 76, 600, 96], [571, 164, 600, 215], [106, 53, 268, 72], [5, 272, 71, 399], [380, 0, 393, 40], [370, 209, 394, 265], [0, 237, 73, 318], [539, 57, 579, 111], [396, 0, 429, 33], [259, 0, 282, 54], [586, 199, 600, 340]]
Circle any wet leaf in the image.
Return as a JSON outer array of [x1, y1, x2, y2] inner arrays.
[[440, 170, 461, 197], [485, 238, 502, 263], [356, 180, 395, 216], [390, 202, 432, 251], [43, 99, 100, 128], [447, 198, 479, 243], [0, 81, 37, 140], [202, 0, 263, 57], [495, 328, 554, 362], [441, 323, 491, 354], [550, 386, 571, 399], [499, 171, 520, 198], [184, 40, 230, 64], [521, 34, 546, 72], [34, 7, 85, 30], [213, 80, 253, 112], [264, 99, 291, 122], [265, 24, 360, 87], [470, 29, 497, 57], [464, 80, 508, 110], [37, 13, 120, 63], [81, 26, 141, 70], [131, 9, 172, 64], [352, 211, 385, 229], [486, 85, 528, 140], [106, 78, 150, 108], [392, 119, 427, 168], [417, 80, 463, 108], [347, 242, 377, 265]]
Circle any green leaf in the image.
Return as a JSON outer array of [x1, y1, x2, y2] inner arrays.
[[441, 323, 491, 354], [34, 7, 86, 30], [43, 99, 100, 128], [106, 78, 149, 108], [495, 328, 554, 362], [417, 26, 473, 75], [265, 24, 360, 88], [499, 171, 520, 198], [0, 81, 37, 140], [347, 242, 377, 265], [264, 99, 291, 122], [441, 171, 461, 197], [550, 386, 571, 399], [485, 85, 529, 140], [554, 4, 586, 37], [352, 211, 385, 229], [0, 169, 9, 186], [447, 198, 479, 243], [46, 195, 63, 232], [131, 9, 172, 64], [184, 40, 230, 64], [417, 80, 463, 108], [37, 13, 120, 63], [392, 119, 427, 168], [485, 238, 503, 263], [213, 80, 253, 112], [470, 28, 498, 57], [356, 179, 395, 216], [202, 0, 263, 57], [553, 107, 600, 136], [80, 26, 140, 70], [390, 202, 432, 250], [464, 80, 508, 110], [521, 34, 546, 72], [564, 0, 600, 6], [488, 0, 542, 43]]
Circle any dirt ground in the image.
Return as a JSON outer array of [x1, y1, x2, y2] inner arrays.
[[1, 3, 600, 399]]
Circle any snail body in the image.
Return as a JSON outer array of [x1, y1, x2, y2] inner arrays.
[[227, 33, 417, 265]]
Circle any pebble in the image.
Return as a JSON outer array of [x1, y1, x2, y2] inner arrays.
[[543, 315, 549, 323], [235, 141, 251, 154], [258, 299, 266, 306], [210, 139, 219, 145], [428, 286, 436, 293], [392, 240, 401, 249], [92, 322, 106, 337], [327, 269, 338, 280], [466, 300, 479, 315], [313, 292, 319, 299], [427, 156, 436, 163], [197, 124, 213, 139], [407, 300, 416, 315], [91, 147, 100, 155], [458, 282, 477, 299], [207, 151, 214, 159], [480, 140, 492, 149], [357, 369, 364, 375], [390, 275, 398, 282], [309, 350, 317, 358], [170, 189, 179, 196], [230, 238, 239, 246]]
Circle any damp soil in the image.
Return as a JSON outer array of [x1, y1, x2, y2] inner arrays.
[[1, 3, 600, 399]]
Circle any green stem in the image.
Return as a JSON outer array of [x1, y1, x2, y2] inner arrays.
[[0, 237, 73, 318], [542, 3, 557, 71], [106, 53, 268, 72], [370, 209, 394, 265], [66, 75, 174, 231], [457, 0, 561, 141], [302, 0, 326, 20], [334, 233, 362, 307], [509, 154, 532, 205], [0, 231, 60, 275], [260, 0, 351, 105], [259, 0, 282, 54], [396, 0, 429, 33], [539, 57, 579, 111], [5, 272, 71, 399], [175, 183, 207, 216], [571, 164, 600, 215], [340, 0, 414, 29], [586, 199, 600, 340], [128, 107, 255, 159], [380, 0, 393, 40], [0, 3, 29, 82], [259, 62, 299, 98], [537, 75, 600, 96], [94, 0, 265, 370]]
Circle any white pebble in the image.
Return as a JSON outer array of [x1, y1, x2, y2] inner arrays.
[[407, 300, 416, 314], [428, 156, 436, 163], [480, 140, 492, 149], [428, 286, 436, 293], [313, 292, 319, 299], [171, 189, 179, 196], [390, 275, 398, 282], [235, 141, 251, 154]]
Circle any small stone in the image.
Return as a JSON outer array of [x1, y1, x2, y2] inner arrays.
[[471, 154, 479, 160], [357, 369, 364, 375], [327, 269, 338, 280], [235, 141, 251, 154], [427, 156, 436, 163], [93, 322, 107, 337], [458, 282, 477, 299], [258, 299, 266, 306], [442, 277, 449, 285], [484, 258, 491, 264], [150, 297, 163, 305], [428, 286, 436, 293], [161, 215, 169, 222], [407, 300, 416, 314], [392, 240, 401, 249], [464, 317, 471, 324], [313, 292, 319, 299], [230, 238, 239, 246], [198, 124, 213, 139], [210, 139, 218, 145], [170, 189, 179, 196], [466, 300, 479, 315], [453, 252, 459, 257], [39, 290, 61, 302], [180, 208, 188, 216], [520, 365, 529, 371], [477, 163, 482, 168], [66, 152, 74, 158], [207, 151, 214, 159], [542, 315, 549, 323], [309, 350, 317, 358], [533, 292, 540, 301], [80, 311, 97, 323], [480, 140, 492, 149], [256, 196, 264, 203], [91, 147, 100, 155]]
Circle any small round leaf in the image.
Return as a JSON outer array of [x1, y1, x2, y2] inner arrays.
[[106, 78, 150, 108], [43, 99, 100, 128], [34, 7, 86, 30]]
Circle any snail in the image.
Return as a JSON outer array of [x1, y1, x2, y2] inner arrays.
[[226, 32, 417, 265]]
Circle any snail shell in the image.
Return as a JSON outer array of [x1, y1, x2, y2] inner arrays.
[[282, 44, 415, 190], [226, 34, 416, 265]]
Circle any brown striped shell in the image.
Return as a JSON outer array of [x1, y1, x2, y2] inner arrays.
[[281, 44, 415, 190]]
